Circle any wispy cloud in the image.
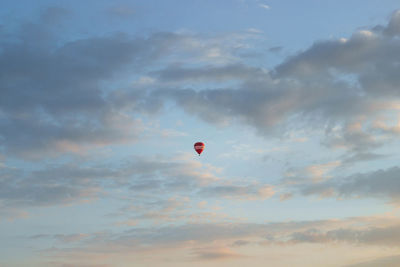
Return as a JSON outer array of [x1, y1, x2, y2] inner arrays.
[[191, 247, 244, 260], [199, 184, 274, 200], [293, 166, 400, 205], [31, 215, 400, 266]]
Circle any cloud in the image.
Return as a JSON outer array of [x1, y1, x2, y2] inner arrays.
[[259, 4, 270, 10], [282, 160, 341, 186], [0, 9, 264, 159], [152, 63, 265, 83], [0, 155, 219, 209], [158, 82, 299, 130], [0, 167, 101, 208], [279, 193, 293, 201], [274, 18, 400, 102], [289, 224, 400, 247], [54, 234, 90, 243], [0, 27, 152, 158], [118, 217, 400, 248], [0, 154, 272, 223], [305, 161, 341, 182], [136, 10, 400, 160], [30, 233, 90, 244], [152, 50, 363, 137], [232, 239, 251, 247], [346, 254, 400, 267], [199, 184, 274, 200], [4, 8, 400, 161], [34, 215, 400, 266], [191, 247, 243, 260], [6, 8, 400, 160], [324, 121, 381, 152], [45, 216, 367, 250], [268, 46, 283, 53], [297, 166, 400, 204], [384, 10, 400, 37], [0, 208, 29, 222]]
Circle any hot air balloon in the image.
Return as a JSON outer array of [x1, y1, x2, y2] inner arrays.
[[194, 142, 205, 156]]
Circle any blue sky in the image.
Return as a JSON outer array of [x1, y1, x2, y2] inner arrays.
[[2, 1, 400, 266]]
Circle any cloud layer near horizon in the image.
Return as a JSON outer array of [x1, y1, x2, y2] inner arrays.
[[29, 215, 400, 266]]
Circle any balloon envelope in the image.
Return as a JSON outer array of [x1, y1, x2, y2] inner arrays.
[[194, 142, 205, 155]]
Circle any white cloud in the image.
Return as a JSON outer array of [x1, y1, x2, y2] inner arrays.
[[259, 4, 270, 10]]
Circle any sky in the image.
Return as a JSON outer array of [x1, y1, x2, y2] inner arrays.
[[2, 0, 400, 266]]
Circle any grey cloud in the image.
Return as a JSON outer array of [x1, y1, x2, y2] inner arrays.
[[275, 13, 400, 98], [0, 166, 101, 207], [275, 36, 376, 77], [151, 10, 400, 156], [191, 248, 243, 260], [30, 234, 50, 239], [0, 33, 131, 157], [324, 123, 382, 153], [147, 16, 400, 136], [119, 197, 191, 223], [322, 122, 387, 164], [28, 218, 400, 266], [0, 155, 229, 214], [384, 10, 400, 36], [300, 166, 400, 203], [161, 85, 296, 130], [341, 152, 387, 165], [40, 217, 400, 258], [95, 223, 270, 246], [2, 8, 265, 159], [4, 8, 400, 162], [109, 219, 339, 248], [0, 11, 200, 158], [0, 159, 165, 208], [118, 219, 400, 248], [54, 234, 90, 243], [268, 46, 283, 53], [159, 76, 362, 134], [289, 224, 400, 247], [0, 207, 29, 221], [152, 63, 266, 83], [231, 240, 251, 247], [199, 184, 274, 200], [30, 233, 89, 243]]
